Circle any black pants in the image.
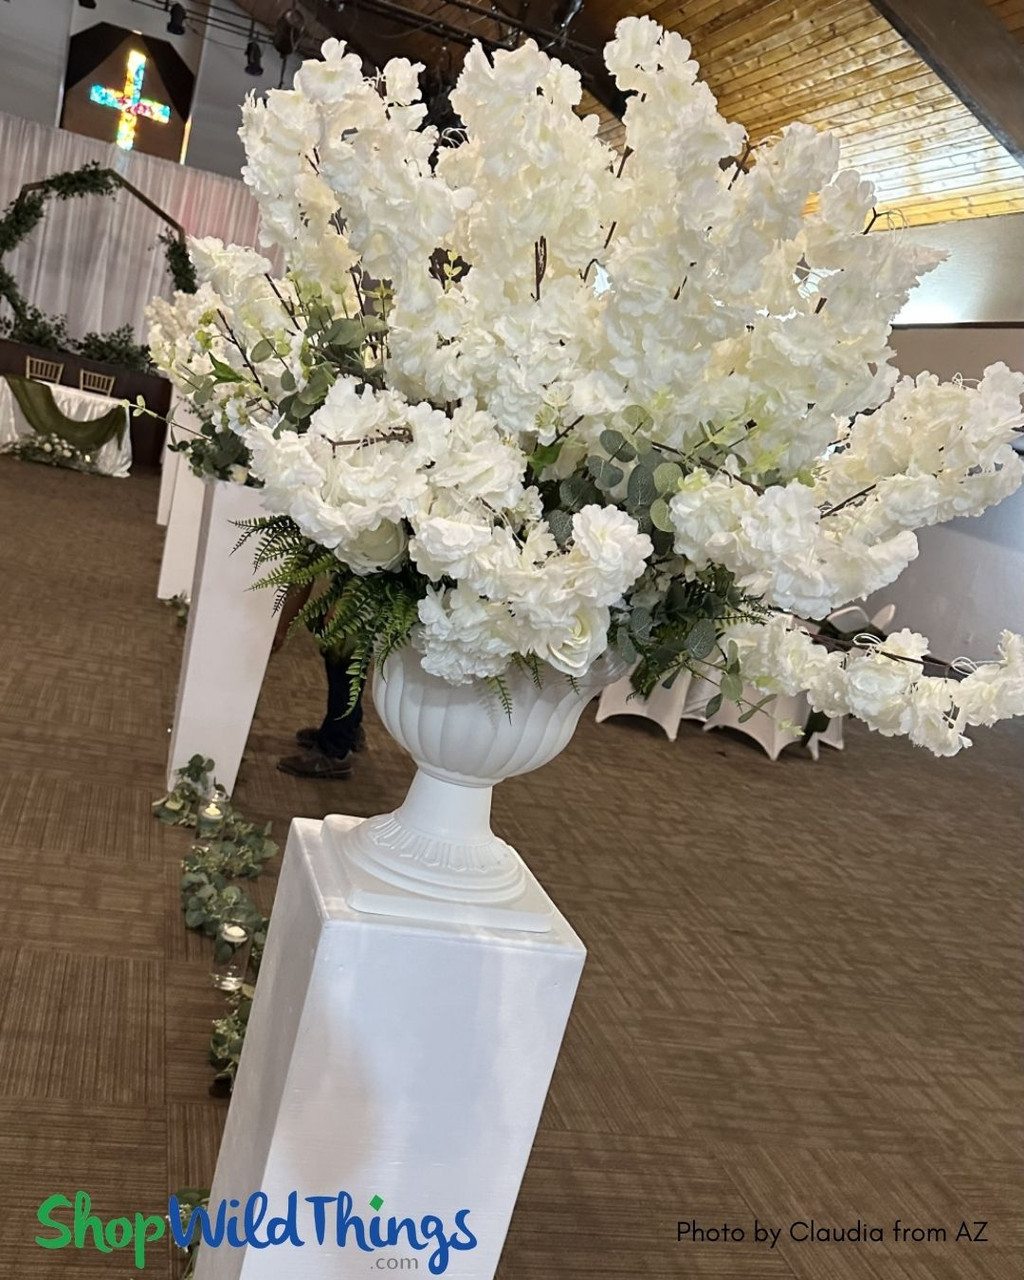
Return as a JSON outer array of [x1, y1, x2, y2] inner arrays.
[[318, 652, 363, 757]]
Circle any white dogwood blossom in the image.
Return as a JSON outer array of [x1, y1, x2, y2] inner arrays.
[[731, 618, 1024, 756]]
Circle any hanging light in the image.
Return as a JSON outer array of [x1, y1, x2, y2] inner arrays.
[[552, 0, 583, 32], [166, 3, 187, 35], [245, 40, 264, 77], [273, 6, 306, 57]]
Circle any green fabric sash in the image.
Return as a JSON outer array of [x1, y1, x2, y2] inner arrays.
[[5, 374, 127, 451]]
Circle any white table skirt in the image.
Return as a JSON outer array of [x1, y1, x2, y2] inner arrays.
[[0, 378, 132, 478]]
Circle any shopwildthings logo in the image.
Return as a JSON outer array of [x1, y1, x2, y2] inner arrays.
[[35, 1189, 478, 1274]]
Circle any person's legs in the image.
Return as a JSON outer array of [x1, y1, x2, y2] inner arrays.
[[279, 649, 364, 778], [317, 650, 364, 758]]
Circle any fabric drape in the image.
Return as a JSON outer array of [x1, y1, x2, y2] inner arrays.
[[5, 374, 127, 449], [0, 376, 131, 476], [0, 111, 265, 344]]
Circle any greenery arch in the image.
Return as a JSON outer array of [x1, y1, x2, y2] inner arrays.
[[0, 161, 196, 371]]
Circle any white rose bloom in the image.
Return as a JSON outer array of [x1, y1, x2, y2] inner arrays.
[[532, 603, 610, 678], [343, 520, 408, 575]]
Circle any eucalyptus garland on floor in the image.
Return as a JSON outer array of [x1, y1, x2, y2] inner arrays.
[[153, 754, 275, 1093]]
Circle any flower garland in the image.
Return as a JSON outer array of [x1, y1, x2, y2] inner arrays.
[[1, 432, 96, 471]]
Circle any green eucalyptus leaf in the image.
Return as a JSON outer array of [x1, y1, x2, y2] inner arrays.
[[250, 338, 274, 363], [559, 475, 597, 513], [626, 464, 657, 513], [208, 355, 244, 383], [616, 630, 637, 663], [631, 606, 653, 640], [653, 461, 683, 493], [704, 692, 723, 717], [649, 497, 675, 533], [685, 618, 717, 660], [547, 509, 574, 546], [586, 455, 623, 491], [721, 670, 744, 702], [600, 428, 636, 462], [622, 405, 651, 431]]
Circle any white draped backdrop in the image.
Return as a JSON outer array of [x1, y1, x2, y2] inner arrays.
[[0, 110, 264, 343]]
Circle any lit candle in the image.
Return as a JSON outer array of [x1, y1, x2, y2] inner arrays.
[[212, 921, 252, 992], [196, 799, 225, 837]]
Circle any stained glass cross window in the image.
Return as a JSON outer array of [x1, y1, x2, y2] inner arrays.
[[90, 49, 171, 151]]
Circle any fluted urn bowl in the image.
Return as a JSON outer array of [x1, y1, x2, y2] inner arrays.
[[331, 642, 623, 922]]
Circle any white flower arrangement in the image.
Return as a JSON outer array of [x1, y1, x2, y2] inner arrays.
[[148, 16, 1024, 755], [4, 432, 93, 471]]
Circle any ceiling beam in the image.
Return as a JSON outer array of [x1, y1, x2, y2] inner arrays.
[[300, 0, 626, 125], [868, 0, 1024, 167]]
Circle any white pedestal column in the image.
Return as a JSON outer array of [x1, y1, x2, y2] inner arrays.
[[167, 480, 277, 792], [157, 459, 205, 601], [196, 816, 586, 1280], [156, 438, 179, 527]]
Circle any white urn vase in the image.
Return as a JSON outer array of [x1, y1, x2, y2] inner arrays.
[[324, 643, 622, 932]]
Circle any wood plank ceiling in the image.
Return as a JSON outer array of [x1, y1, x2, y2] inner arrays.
[[237, 0, 1024, 227], [578, 0, 1024, 226]]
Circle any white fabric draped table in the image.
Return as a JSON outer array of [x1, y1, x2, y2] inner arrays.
[[0, 378, 132, 478]]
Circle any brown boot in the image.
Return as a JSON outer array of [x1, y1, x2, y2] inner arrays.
[[294, 726, 367, 752], [277, 749, 354, 779]]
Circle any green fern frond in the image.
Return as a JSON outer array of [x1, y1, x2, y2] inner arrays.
[[511, 651, 544, 690], [487, 673, 514, 720]]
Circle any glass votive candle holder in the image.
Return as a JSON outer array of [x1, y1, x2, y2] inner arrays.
[[211, 921, 252, 992], [195, 787, 229, 839]]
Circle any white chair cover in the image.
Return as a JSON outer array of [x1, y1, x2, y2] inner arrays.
[[595, 667, 715, 741]]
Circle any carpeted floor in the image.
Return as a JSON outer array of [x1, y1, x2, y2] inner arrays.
[[0, 456, 1021, 1278]]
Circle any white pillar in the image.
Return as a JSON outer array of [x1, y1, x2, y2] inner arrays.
[[157, 459, 205, 601], [156, 438, 179, 527], [195, 815, 586, 1280], [167, 479, 277, 793]]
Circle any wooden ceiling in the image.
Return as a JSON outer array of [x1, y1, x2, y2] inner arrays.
[[235, 0, 1024, 227], [578, 0, 1024, 226]]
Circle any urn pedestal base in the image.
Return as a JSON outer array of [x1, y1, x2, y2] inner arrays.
[[197, 814, 586, 1280], [323, 770, 555, 932]]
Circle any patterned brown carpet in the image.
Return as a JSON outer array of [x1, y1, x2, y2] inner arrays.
[[0, 456, 1021, 1278]]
